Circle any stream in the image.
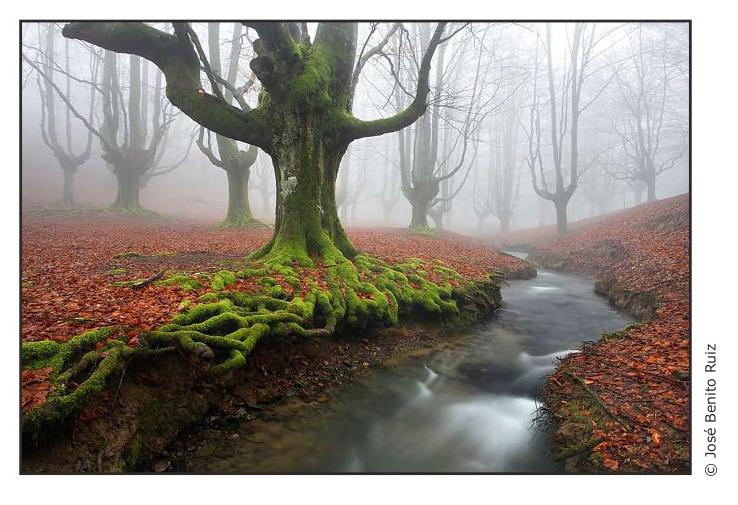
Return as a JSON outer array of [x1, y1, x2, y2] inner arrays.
[[180, 254, 635, 473]]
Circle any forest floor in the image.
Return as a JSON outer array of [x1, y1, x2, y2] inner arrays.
[[21, 209, 531, 347], [493, 194, 690, 473], [21, 208, 534, 472], [21, 196, 689, 473]]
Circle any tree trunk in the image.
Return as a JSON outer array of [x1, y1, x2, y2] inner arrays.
[[634, 183, 644, 205], [222, 164, 255, 226], [646, 173, 657, 203], [62, 169, 75, 205], [409, 197, 431, 229], [554, 199, 568, 236], [499, 213, 510, 234], [262, 190, 272, 215], [340, 201, 348, 223], [407, 179, 438, 230], [251, 116, 356, 265], [430, 211, 444, 231], [112, 167, 142, 211]]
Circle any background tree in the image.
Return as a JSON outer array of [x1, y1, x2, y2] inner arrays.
[[253, 157, 276, 218], [195, 23, 262, 227], [473, 106, 522, 233], [33, 23, 98, 205], [100, 51, 194, 213], [377, 135, 402, 224], [24, 44, 192, 214], [396, 24, 488, 232], [606, 23, 688, 202], [525, 23, 615, 235]]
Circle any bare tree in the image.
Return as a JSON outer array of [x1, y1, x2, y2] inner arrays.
[[253, 157, 275, 218], [525, 23, 616, 235], [24, 41, 192, 214], [32, 23, 98, 205], [474, 102, 522, 234], [397, 24, 489, 232], [195, 23, 261, 227], [336, 145, 370, 224], [378, 136, 402, 224], [606, 23, 688, 202], [99, 51, 191, 212]]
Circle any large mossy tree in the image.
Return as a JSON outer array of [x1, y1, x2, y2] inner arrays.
[[63, 22, 450, 264], [23, 23, 509, 439]]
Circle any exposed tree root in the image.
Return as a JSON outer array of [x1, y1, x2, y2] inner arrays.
[[22, 251, 503, 434]]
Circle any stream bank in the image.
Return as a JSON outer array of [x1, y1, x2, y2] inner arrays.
[[167, 260, 635, 473], [523, 195, 690, 473], [21, 274, 507, 473]]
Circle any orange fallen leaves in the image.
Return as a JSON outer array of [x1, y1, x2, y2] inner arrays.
[[603, 458, 619, 471], [529, 195, 689, 473], [21, 367, 54, 413]]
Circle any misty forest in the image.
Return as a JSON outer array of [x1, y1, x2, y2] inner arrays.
[[20, 21, 689, 474]]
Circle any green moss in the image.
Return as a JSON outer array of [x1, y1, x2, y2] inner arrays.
[[432, 266, 462, 280], [601, 322, 644, 342], [23, 248, 504, 434], [112, 252, 145, 259], [109, 268, 127, 275], [110, 279, 142, 287], [156, 273, 202, 291], [21, 340, 60, 366], [236, 267, 268, 279], [290, 41, 333, 110], [407, 226, 438, 237], [209, 270, 237, 291], [265, 284, 285, 299], [22, 327, 121, 373], [23, 343, 132, 433]]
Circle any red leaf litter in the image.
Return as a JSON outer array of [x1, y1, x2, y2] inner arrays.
[[21, 210, 530, 345], [21, 367, 55, 412], [499, 194, 689, 473]]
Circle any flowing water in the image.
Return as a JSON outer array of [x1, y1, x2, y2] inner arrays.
[[181, 254, 635, 473]]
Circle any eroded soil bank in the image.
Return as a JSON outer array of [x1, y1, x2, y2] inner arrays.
[[22, 318, 498, 472]]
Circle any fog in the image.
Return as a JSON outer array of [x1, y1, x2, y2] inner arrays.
[[21, 22, 689, 234]]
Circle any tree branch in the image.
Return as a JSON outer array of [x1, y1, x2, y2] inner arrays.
[[62, 22, 272, 150], [344, 22, 449, 140]]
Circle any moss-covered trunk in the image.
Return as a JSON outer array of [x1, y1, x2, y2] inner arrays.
[[252, 114, 356, 265]]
